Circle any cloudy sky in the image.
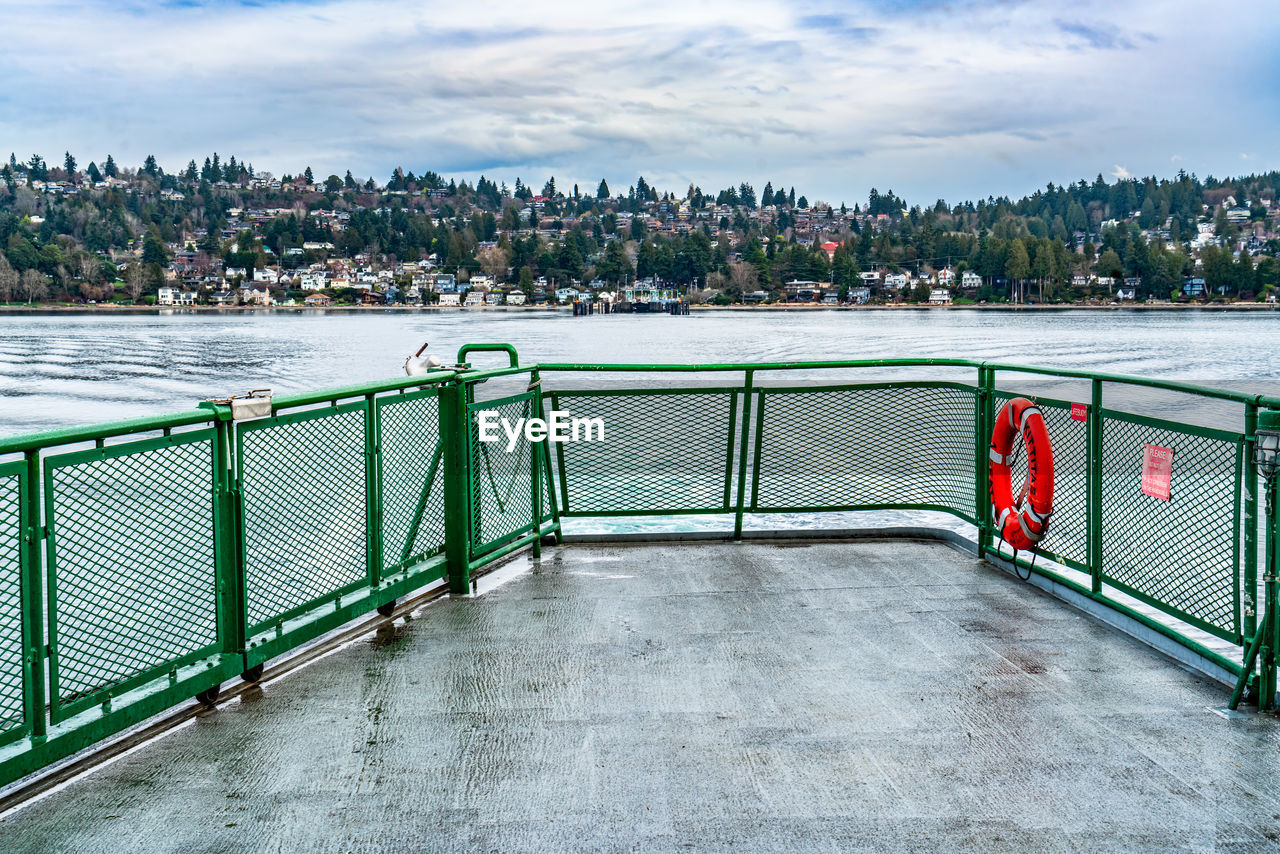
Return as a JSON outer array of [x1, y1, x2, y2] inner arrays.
[[2, 0, 1277, 206]]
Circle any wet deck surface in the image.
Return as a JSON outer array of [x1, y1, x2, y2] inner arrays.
[[4, 539, 1279, 852]]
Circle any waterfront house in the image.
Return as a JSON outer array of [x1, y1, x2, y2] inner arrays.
[[463, 290, 485, 306], [1183, 277, 1206, 297], [961, 271, 982, 290], [846, 286, 871, 305], [507, 292, 527, 306], [928, 288, 952, 305], [304, 294, 331, 307], [438, 293, 461, 306], [783, 280, 822, 302], [157, 287, 196, 306]]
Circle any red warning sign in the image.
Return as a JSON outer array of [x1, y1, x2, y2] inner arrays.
[[1070, 402, 1087, 422], [1141, 444, 1174, 501]]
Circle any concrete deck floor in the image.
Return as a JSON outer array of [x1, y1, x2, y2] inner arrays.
[[3, 539, 1280, 853]]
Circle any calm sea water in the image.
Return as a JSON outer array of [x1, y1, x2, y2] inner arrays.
[[0, 307, 1277, 436]]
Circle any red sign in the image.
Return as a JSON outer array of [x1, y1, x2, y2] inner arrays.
[[1071, 402, 1087, 422], [1141, 444, 1174, 500]]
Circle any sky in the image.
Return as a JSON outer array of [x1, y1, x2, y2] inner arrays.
[[2, 0, 1278, 207]]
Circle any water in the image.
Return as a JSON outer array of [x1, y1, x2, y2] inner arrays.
[[0, 307, 1277, 436]]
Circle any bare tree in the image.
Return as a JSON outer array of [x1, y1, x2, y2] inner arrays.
[[20, 269, 49, 304], [728, 261, 758, 296], [126, 264, 144, 302], [478, 246, 510, 283], [77, 253, 99, 285], [0, 255, 16, 303]]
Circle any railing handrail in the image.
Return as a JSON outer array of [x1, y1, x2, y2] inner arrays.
[[0, 369, 459, 455], [537, 358, 1280, 408]]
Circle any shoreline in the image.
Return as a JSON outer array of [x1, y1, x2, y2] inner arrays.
[[0, 302, 1277, 314]]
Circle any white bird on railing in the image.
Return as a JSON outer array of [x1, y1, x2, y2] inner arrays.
[[404, 342, 443, 376]]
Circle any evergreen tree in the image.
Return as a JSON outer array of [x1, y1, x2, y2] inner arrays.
[[63, 152, 76, 176], [103, 154, 117, 177], [597, 179, 610, 199]]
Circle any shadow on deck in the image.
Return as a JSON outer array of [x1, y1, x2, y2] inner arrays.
[[3, 540, 1278, 852]]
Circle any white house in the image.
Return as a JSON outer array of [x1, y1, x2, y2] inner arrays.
[[883, 272, 908, 289], [438, 293, 461, 306], [253, 268, 279, 284], [468, 273, 495, 289], [961, 270, 982, 290], [157, 287, 197, 306], [928, 288, 952, 305]]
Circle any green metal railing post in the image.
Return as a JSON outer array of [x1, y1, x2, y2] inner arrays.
[[1244, 404, 1259, 651], [530, 371, 543, 559], [733, 369, 755, 540], [440, 378, 473, 594], [364, 393, 384, 585], [20, 449, 46, 741], [1260, 470, 1278, 710], [1088, 378, 1104, 594], [975, 366, 994, 555], [210, 405, 248, 663]]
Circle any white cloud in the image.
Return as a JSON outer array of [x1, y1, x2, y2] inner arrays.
[[0, 0, 1277, 204], [1110, 165, 1133, 180]]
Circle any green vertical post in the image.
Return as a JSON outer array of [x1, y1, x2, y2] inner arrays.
[[1260, 469, 1277, 710], [529, 373, 543, 559], [20, 449, 46, 740], [974, 366, 993, 556], [210, 406, 247, 663], [1258, 408, 1280, 710], [1244, 404, 1259, 650], [440, 378, 472, 594], [1088, 378, 1104, 594], [364, 394, 384, 585], [533, 373, 561, 543], [733, 369, 755, 540]]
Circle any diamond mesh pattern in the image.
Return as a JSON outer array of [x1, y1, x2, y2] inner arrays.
[[550, 390, 736, 514], [753, 385, 976, 517], [0, 470, 24, 736], [240, 408, 368, 630], [470, 395, 538, 551], [46, 439, 217, 710], [1100, 416, 1240, 637], [994, 396, 1088, 568], [379, 393, 446, 568]]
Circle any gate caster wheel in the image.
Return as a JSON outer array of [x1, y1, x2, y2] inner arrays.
[[195, 684, 221, 706], [376, 600, 397, 617], [241, 663, 265, 683]]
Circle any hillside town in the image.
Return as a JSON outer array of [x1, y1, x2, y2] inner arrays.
[[1, 152, 1279, 308]]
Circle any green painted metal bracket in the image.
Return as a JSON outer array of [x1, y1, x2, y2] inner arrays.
[[457, 343, 519, 368]]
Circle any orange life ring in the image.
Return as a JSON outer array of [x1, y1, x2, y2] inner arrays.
[[989, 397, 1054, 551]]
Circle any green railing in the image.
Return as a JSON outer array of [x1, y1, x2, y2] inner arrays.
[[0, 345, 1276, 789]]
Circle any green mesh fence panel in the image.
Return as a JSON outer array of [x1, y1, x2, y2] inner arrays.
[[547, 388, 738, 515], [752, 384, 977, 519], [469, 393, 539, 552], [0, 464, 25, 740], [378, 390, 446, 571], [239, 404, 368, 631], [1099, 412, 1242, 640], [993, 395, 1089, 570], [44, 434, 218, 719]]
